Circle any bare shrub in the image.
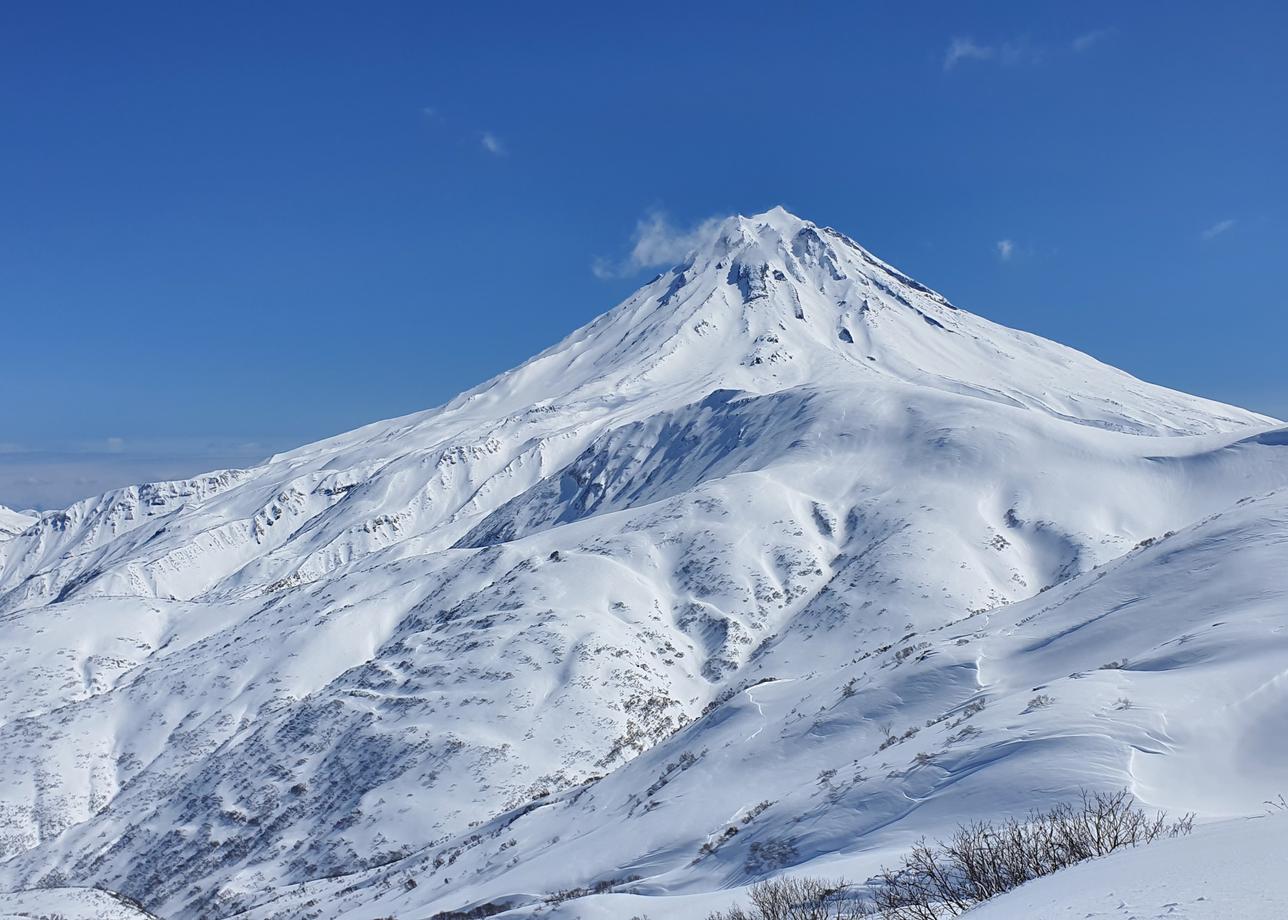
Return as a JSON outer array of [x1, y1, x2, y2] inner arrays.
[[706, 877, 869, 920], [871, 790, 1193, 919], [745, 838, 801, 874], [946, 698, 985, 729], [1023, 694, 1054, 712], [707, 792, 1191, 920]]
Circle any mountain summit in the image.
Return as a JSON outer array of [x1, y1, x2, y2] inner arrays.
[[381, 205, 1265, 445], [2, 208, 1270, 613], [0, 209, 1284, 919]]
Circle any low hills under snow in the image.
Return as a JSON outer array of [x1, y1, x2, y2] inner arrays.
[[0, 208, 1284, 918]]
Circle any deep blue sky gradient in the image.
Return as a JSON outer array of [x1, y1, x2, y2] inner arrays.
[[2, 1, 1285, 507]]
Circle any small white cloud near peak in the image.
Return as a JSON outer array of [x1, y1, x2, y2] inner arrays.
[[1201, 219, 1236, 241], [1072, 28, 1116, 53], [593, 210, 728, 279], [480, 132, 505, 156], [944, 37, 994, 70], [105, 437, 126, 453], [996, 239, 1016, 261]]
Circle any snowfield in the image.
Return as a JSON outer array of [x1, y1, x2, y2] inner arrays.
[[0, 885, 154, 919], [963, 815, 1288, 920], [0, 208, 1284, 918]]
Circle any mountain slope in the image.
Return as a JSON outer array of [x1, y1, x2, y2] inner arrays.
[[0, 208, 1283, 918], [232, 483, 1288, 919], [0, 887, 155, 920]]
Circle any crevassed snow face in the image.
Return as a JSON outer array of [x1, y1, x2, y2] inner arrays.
[[0, 208, 1284, 920]]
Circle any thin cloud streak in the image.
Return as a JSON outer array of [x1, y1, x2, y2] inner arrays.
[[1201, 219, 1236, 240], [1072, 28, 1116, 52], [947, 31, 1107, 71]]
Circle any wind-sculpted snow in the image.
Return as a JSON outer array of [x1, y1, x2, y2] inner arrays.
[[234, 486, 1288, 920], [0, 208, 1284, 918]]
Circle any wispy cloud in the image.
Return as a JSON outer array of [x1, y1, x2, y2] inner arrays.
[[593, 210, 727, 279], [945, 36, 1045, 71], [480, 131, 505, 156], [1072, 28, 1116, 53], [996, 239, 1016, 261], [947, 31, 1111, 71], [1201, 218, 1237, 241], [944, 37, 995, 70], [420, 105, 438, 119]]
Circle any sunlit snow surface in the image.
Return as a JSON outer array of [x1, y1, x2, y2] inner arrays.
[[0, 209, 1285, 918], [0, 886, 153, 919], [964, 815, 1288, 920]]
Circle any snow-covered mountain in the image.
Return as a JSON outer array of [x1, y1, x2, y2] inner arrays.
[[0, 506, 35, 569], [0, 208, 1284, 919], [0, 506, 34, 538]]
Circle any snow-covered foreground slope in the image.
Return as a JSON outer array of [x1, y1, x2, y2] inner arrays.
[[0, 208, 1284, 918], [232, 484, 1288, 919], [965, 815, 1288, 920]]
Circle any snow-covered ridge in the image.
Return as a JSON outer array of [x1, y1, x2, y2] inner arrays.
[[0, 506, 37, 570], [0, 208, 1271, 611], [0, 506, 34, 538], [0, 208, 1284, 919]]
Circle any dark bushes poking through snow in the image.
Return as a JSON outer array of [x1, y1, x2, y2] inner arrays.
[[872, 790, 1193, 919], [706, 791, 1193, 920], [706, 876, 867, 920]]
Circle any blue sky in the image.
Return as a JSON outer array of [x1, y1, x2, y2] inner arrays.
[[2, 1, 1285, 508]]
